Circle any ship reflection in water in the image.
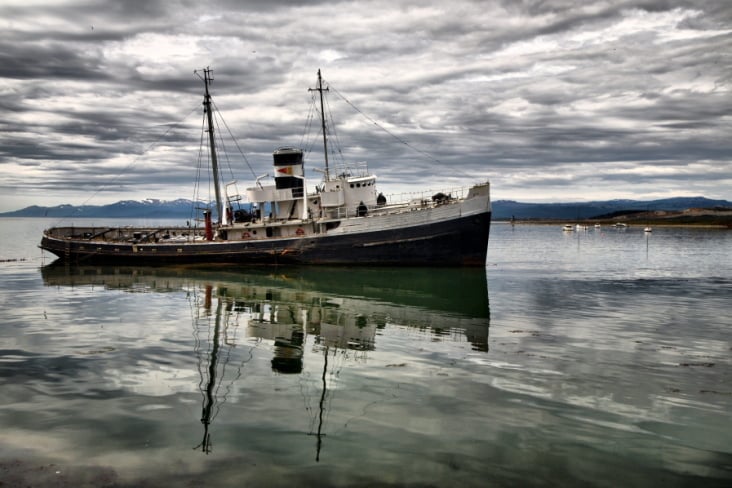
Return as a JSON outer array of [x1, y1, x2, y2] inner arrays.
[[41, 265, 490, 461]]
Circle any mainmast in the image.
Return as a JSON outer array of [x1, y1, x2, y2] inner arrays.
[[309, 69, 330, 180], [202, 67, 223, 224]]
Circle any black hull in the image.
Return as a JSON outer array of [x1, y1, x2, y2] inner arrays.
[[41, 211, 491, 267]]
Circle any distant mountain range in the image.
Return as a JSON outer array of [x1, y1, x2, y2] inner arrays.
[[0, 199, 199, 219], [0, 196, 730, 220]]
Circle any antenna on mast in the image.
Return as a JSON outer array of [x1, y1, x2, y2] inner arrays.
[[309, 69, 330, 180]]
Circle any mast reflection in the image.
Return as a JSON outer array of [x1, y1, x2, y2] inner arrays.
[[193, 285, 250, 454], [41, 265, 490, 459]]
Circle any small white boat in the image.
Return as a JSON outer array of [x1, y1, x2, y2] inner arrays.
[[613, 222, 628, 228], [644, 226, 653, 233], [562, 224, 574, 231], [594, 224, 601, 229]]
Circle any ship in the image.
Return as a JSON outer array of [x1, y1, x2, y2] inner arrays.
[[40, 68, 491, 266]]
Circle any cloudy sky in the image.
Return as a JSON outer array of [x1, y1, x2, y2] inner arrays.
[[1, 0, 731, 212]]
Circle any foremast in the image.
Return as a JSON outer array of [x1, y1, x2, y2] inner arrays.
[[201, 67, 224, 224]]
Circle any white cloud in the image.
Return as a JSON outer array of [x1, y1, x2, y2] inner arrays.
[[0, 0, 730, 212]]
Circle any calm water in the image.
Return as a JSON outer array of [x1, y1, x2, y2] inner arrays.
[[1, 218, 730, 487]]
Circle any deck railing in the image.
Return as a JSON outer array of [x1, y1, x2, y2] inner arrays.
[[45, 226, 206, 242], [384, 186, 470, 206], [329, 185, 470, 219]]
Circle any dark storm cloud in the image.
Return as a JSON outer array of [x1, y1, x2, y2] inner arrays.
[[0, 0, 730, 210], [0, 46, 101, 80]]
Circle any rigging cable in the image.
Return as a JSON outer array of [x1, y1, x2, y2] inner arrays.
[[211, 111, 237, 201], [322, 88, 346, 167], [191, 110, 211, 225], [300, 94, 318, 155], [327, 82, 439, 163], [326, 81, 474, 178], [211, 100, 258, 181], [52, 104, 200, 226], [193, 109, 215, 223]]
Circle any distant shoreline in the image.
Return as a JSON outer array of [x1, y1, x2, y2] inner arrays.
[[497, 206, 732, 229], [497, 219, 732, 229]]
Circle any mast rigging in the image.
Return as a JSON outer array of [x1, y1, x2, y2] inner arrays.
[[309, 69, 330, 180], [201, 67, 223, 223]]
